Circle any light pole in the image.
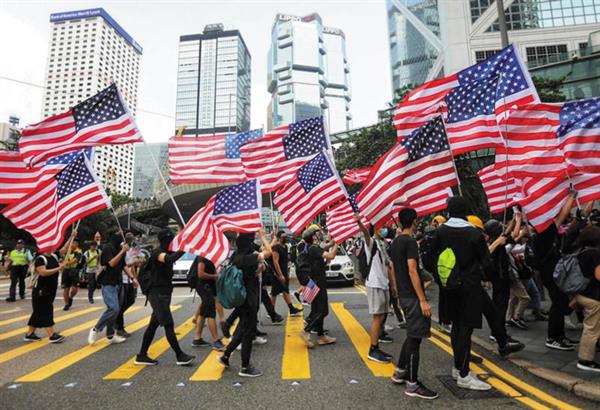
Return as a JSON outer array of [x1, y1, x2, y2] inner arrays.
[[496, 0, 509, 48]]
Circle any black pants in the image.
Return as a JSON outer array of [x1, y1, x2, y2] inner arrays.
[[438, 286, 450, 325], [482, 288, 508, 347], [139, 291, 182, 357], [86, 271, 96, 300], [304, 284, 328, 336], [116, 284, 137, 331], [224, 294, 257, 368], [9, 266, 27, 299], [492, 276, 510, 325], [541, 270, 569, 340], [450, 323, 473, 378], [398, 337, 422, 383], [389, 293, 404, 323], [261, 287, 278, 319]]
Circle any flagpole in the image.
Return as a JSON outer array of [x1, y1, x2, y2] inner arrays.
[[440, 119, 463, 196], [108, 202, 127, 242], [498, 73, 511, 226], [564, 168, 582, 210], [63, 220, 81, 261]]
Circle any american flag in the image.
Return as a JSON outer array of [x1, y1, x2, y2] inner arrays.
[[1, 152, 109, 252], [168, 129, 263, 184], [393, 44, 538, 155], [274, 151, 346, 234], [558, 97, 600, 174], [240, 116, 330, 192], [19, 84, 142, 165], [389, 188, 453, 224], [358, 116, 457, 227], [325, 193, 368, 244], [342, 166, 372, 185], [301, 279, 320, 304], [169, 179, 262, 266], [477, 164, 519, 214], [0, 149, 93, 204]]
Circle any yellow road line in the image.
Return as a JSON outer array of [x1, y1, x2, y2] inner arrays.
[[0, 307, 142, 365], [281, 311, 310, 380], [0, 306, 103, 341], [189, 322, 237, 381], [0, 308, 61, 327], [0, 308, 22, 315], [330, 302, 395, 377], [16, 306, 182, 382], [104, 317, 196, 380], [429, 328, 580, 410], [354, 284, 367, 294]]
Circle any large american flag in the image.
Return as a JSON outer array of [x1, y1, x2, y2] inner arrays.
[[393, 44, 539, 155], [478, 164, 519, 214], [168, 129, 263, 184], [274, 151, 346, 234], [358, 116, 457, 227], [19, 84, 142, 165], [240, 116, 330, 192], [0, 149, 93, 204], [389, 188, 453, 224], [325, 193, 368, 244], [1, 152, 109, 252], [169, 179, 262, 266], [301, 279, 320, 304], [342, 166, 372, 185]]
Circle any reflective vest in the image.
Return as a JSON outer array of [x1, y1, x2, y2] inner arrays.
[[85, 250, 98, 269], [10, 249, 29, 266]]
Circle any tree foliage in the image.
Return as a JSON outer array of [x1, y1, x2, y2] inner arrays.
[[336, 120, 397, 173], [532, 76, 567, 103]]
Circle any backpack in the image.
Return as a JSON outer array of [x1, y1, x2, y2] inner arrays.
[[295, 245, 311, 286], [29, 254, 58, 289], [187, 257, 199, 290], [357, 242, 368, 280], [216, 263, 247, 309], [363, 240, 379, 282], [436, 247, 462, 291], [419, 232, 436, 273], [553, 248, 592, 296], [138, 258, 155, 296]]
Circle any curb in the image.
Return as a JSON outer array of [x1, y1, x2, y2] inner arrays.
[[470, 334, 600, 402]]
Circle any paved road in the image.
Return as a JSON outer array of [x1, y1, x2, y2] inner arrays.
[[0, 281, 593, 409]]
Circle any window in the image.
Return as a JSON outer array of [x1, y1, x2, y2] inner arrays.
[[526, 44, 568, 67]]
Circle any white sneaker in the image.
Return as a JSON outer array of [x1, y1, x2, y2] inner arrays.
[[452, 368, 460, 380], [236, 344, 242, 351], [109, 335, 127, 344], [87, 328, 97, 345], [253, 336, 268, 345], [457, 373, 492, 391]]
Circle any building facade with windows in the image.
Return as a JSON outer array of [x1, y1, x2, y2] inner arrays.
[[267, 13, 352, 133], [175, 24, 251, 136], [386, 0, 600, 93], [44, 8, 142, 195], [132, 143, 168, 199]]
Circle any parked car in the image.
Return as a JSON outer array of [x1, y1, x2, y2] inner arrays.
[[325, 245, 355, 286], [172, 252, 196, 284]]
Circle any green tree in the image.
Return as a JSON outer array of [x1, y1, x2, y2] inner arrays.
[[532, 76, 567, 102], [336, 120, 397, 173], [0, 129, 20, 151]]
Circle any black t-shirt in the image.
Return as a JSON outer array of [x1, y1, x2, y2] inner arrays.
[[578, 248, 600, 301], [489, 237, 514, 281], [34, 253, 60, 292], [390, 234, 420, 299], [270, 244, 289, 277], [232, 252, 260, 296], [197, 256, 216, 287], [100, 244, 125, 286], [533, 224, 560, 277], [150, 248, 178, 292], [308, 245, 326, 286]]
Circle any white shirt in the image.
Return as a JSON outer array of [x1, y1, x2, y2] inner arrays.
[[364, 237, 389, 289]]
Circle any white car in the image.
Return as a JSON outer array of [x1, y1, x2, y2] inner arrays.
[[172, 252, 196, 284], [325, 246, 355, 286]]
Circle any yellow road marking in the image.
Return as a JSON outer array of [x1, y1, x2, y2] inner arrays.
[[16, 306, 182, 382], [354, 284, 367, 294], [0, 308, 22, 315], [281, 311, 310, 380], [330, 302, 395, 377], [189, 322, 238, 381], [0, 308, 61, 327], [0, 307, 142, 365], [104, 317, 196, 380], [0, 306, 103, 341]]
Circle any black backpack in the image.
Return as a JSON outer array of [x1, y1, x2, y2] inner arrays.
[[357, 242, 368, 280], [419, 231, 437, 274], [295, 245, 311, 286], [138, 258, 155, 296], [363, 240, 379, 282], [187, 257, 199, 290]]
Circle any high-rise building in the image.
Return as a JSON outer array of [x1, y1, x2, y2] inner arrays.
[[386, 0, 600, 94], [132, 143, 168, 199], [267, 13, 352, 133], [175, 24, 251, 136], [43, 8, 142, 195]]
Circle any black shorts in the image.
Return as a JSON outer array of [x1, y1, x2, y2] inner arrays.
[[61, 269, 79, 289], [196, 283, 216, 318], [271, 274, 289, 296], [148, 290, 174, 326], [399, 297, 431, 339]]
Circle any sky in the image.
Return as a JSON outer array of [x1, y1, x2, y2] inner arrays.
[[0, 0, 392, 143]]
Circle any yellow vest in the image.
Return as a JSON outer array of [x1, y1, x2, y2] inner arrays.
[[10, 249, 28, 266]]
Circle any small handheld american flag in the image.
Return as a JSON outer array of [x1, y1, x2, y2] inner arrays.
[[302, 279, 320, 304]]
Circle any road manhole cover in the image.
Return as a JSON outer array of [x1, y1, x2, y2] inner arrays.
[[436, 375, 504, 400]]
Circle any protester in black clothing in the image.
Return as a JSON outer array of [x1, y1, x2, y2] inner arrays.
[[389, 208, 438, 400], [191, 256, 225, 351], [432, 197, 491, 391], [217, 229, 272, 377], [270, 230, 303, 317], [300, 229, 338, 347], [135, 229, 193, 366]]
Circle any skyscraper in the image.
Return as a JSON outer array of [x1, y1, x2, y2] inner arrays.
[[267, 13, 352, 133], [132, 143, 168, 199], [44, 8, 142, 195], [175, 24, 251, 136], [386, 0, 600, 94]]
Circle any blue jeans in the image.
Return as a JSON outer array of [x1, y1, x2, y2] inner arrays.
[[526, 278, 542, 312], [94, 285, 123, 336]]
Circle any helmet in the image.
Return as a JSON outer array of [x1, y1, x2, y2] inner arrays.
[[307, 224, 322, 232], [432, 215, 446, 225], [484, 219, 503, 238], [467, 215, 484, 230]]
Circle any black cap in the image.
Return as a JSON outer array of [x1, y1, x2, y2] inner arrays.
[[157, 229, 174, 242], [16, 239, 24, 244]]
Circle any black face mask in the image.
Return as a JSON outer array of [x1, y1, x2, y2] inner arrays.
[[110, 233, 122, 249], [159, 235, 173, 250]]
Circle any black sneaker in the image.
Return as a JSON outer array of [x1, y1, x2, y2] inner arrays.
[[391, 368, 407, 384], [68, 297, 73, 307], [19, 295, 25, 300], [88, 298, 94, 304], [379, 334, 393, 344], [255, 329, 267, 337], [397, 320, 407, 329], [368, 347, 392, 363], [405, 382, 439, 400], [271, 315, 284, 325], [217, 354, 230, 367], [176, 353, 195, 366], [577, 360, 600, 373], [134, 354, 158, 366], [294, 291, 303, 304], [564, 336, 579, 345], [116, 329, 131, 338], [5, 297, 15, 302], [289, 306, 304, 316], [470, 354, 483, 364], [508, 318, 527, 330], [239, 365, 263, 378], [221, 321, 231, 339], [24, 333, 41, 342], [191, 338, 211, 347], [546, 337, 574, 351], [499, 341, 525, 357], [49, 333, 65, 343], [62, 305, 70, 311]]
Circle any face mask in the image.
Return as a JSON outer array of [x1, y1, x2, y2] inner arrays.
[[379, 228, 388, 238]]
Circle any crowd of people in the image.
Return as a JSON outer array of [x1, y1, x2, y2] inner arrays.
[[1, 192, 600, 401]]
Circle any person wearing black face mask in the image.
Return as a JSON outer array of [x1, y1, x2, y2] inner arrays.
[[270, 230, 303, 317], [135, 229, 194, 366]]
